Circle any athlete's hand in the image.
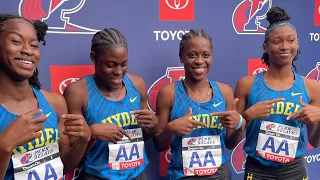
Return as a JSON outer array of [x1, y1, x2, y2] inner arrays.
[[246, 98, 285, 120], [131, 109, 157, 129], [286, 96, 320, 125], [167, 108, 208, 136], [0, 109, 47, 152], [90, 123, 131, 144], [62, 114, 91, 143], [210, 98, 244, 129]]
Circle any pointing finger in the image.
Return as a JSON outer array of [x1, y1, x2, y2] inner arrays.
[[231, 98, 239, 110], [265, 98, 285, 104]]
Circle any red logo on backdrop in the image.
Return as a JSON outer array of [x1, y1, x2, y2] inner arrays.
[[159, 0, 194, 21], [147, 67, 184, 176], [50, 65, 94, 94], [65, 164, 83, 180], [315, 0, 320, 26], [306, 62, 320, 149], [147, 67, 185, 111], [230, 139, 247, 174], [306, 62, 320, 82], [18, 0, 99, 34], [232, 0, 272, 34], [159, 149, 172, 176], [248, 58, 268, 75]]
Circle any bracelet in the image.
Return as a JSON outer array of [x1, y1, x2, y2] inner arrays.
[[235, 114, 243, 130]]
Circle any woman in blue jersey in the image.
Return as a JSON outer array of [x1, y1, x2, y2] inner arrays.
[[63, 28, 157, 180], [154, 29, 246, 180], [0, 14, 91, 179], [234, 7, 320, 180]]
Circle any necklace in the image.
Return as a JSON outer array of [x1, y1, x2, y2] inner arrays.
[[183, 80, 211, 102]]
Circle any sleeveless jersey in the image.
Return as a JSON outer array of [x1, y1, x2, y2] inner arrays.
[[168, 80, 228, 180], [0, 86, 61, 180], [244, 72, 309, 167], [84, 74, 149, 179]]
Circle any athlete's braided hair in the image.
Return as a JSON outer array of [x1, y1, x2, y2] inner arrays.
[[0, 14, 48, 89], [179, 29, 212, 57], [91, 28, 127, 57], [262, 7, 300, 72]]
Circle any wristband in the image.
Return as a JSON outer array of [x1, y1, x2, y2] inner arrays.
[[235, 114, 243, 130]]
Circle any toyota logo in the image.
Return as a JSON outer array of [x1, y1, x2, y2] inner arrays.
[[59, 78, 80, 94], [165, 0, 189, 10], [252, 68, 267, 75]]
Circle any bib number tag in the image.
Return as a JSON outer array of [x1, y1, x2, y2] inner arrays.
[[182, 136, 222, 176], [108, 128, 144, 170], [256, 121, 300, 163], [12, 142, 63, 180]]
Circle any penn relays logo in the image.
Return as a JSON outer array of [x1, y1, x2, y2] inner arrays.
[[18, 0, 99, 34], [266, 123, 276, 130], [232, 0, 272, 35], [306, 62, 320, 82], [20, 153, 33, 164], [230, 138, 247, 174], [147, 67, 185, 111]]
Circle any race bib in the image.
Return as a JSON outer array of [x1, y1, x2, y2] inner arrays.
[[182, 136, 222, 176], [108, 128, 144, 170], [256, 121, 300, 163], [12, 142, 63, 180]]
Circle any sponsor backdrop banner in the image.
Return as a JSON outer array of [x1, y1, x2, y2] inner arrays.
[[1, 0, 320, 179]]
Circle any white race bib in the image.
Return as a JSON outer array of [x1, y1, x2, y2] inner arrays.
[[108, 128, 144, 170], [12, 142, 63, 180], [256, 121, 300, 163], [182, 136, 222, 176]]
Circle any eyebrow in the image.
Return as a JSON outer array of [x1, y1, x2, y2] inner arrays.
[[106, 60, 128, 64], [7, 31, 38, 42]]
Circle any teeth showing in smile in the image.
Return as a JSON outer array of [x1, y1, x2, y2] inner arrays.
[[193, 67, 205, 73], [16, 59, 33, 64]]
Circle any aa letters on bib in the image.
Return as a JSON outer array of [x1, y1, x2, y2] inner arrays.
[[256, 121, 300, 163], [182, 136, 222, 176], [108, 128, 144, 170]]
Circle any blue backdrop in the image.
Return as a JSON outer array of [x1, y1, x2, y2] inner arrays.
[[1, 0, 320, 179]]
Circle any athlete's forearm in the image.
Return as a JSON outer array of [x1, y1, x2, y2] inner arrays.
[[308, 122, 320, 148], [61, 139, 89, 174], [142, 127, 156, 140], [242, 109, 255, 127], [225, 120, 246, 149], [0, 134, 13, 179], [153, 126, 174, 152]]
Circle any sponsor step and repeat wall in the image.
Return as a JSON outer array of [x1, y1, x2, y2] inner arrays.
[[1, 0, 320, 179]]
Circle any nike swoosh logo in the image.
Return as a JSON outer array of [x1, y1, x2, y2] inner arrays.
[[130, 97, 138, 103], [45, 112, 52, 117], [213, 102, 222, 107], [291, 92, 303, 96]]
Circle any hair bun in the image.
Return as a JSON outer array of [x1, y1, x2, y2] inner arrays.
[[266, 7, 291, 25]]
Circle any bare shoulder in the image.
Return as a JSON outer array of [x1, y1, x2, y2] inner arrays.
[[63, 78, 87, 96], [234, 75, 256, 95], [127, 73, 146, 90], [236, 75, 255, 88], [41, 89, 67, 115], [156, 82, 175, 110], [303, 77, 320, 99], [215, 81, 233, 100], [215, 82, 233, 93], [303, 76, 320, 89], [158, 82, 175, 97]]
